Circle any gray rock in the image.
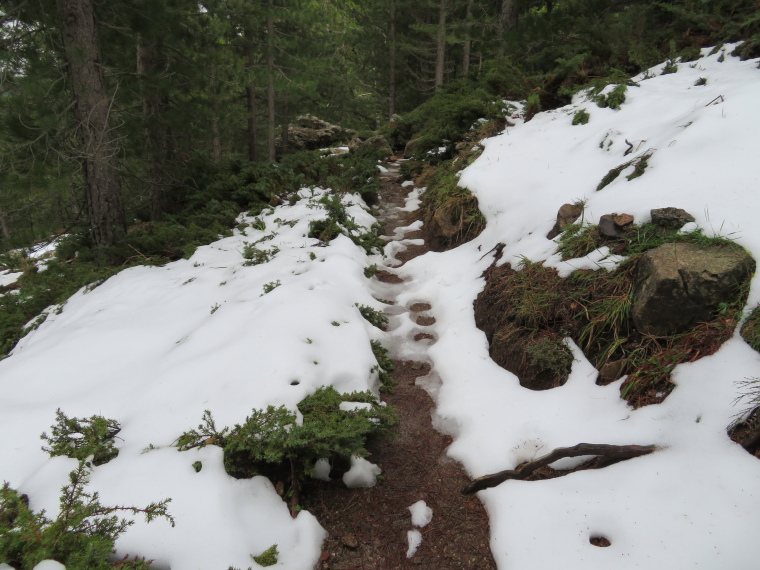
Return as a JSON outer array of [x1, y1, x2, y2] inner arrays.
[[632, 242, 755, 336], [547, 203, 583, 240], [404, 137, 425, 158], [651, 207, 696, 230], [598, 213, 633, 238], [285, 115, 355, 152], [348, 135, 392, 158]]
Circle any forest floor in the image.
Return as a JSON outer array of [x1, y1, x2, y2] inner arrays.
[[301, 163, 496, 569]]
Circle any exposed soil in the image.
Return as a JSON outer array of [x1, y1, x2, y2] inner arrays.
[[302, 164, 496, 569]]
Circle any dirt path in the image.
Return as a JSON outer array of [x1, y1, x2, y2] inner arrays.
[[302, 164, 496, 569]]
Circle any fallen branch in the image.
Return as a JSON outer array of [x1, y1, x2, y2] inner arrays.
[[461, 443, 657, 495]]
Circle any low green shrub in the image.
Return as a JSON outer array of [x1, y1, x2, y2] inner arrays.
[[572, 109, 590, 125], [371, 340, 396, 393], [242, 243, 279, 266], [357, 304, 388, 330], [253, 545, 279, 567], [307, 194, 384, 254], [0, 463, 173, 570], [41, 409, 120, 466], [178, 387, 397, 509]]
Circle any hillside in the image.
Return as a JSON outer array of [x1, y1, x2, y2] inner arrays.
[[2, 45, 760, 569]]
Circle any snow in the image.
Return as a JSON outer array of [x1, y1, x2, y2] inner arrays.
[[0, 188, 385, 569], [2, 45, 760, 570], [32, 563, 65, 570], [408, 500, 433, 527], [0, 270, 22, 288], [342, 456, 382, 488], [406, 530, 422, 558]]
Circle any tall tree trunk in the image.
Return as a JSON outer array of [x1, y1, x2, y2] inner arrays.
[[245, 27, 258, 163], [0, 208, 10, 240], [267, 0, 276, 162], [389, 0, 396, 122], [57, 0, 125, 249], [136, 34, 166, 222], [462, 0, 473, 75], [211, 115, 222, 164], [280, 93, 288, 158], [499, 0, 518, 54], [435, 0, 447, 89]]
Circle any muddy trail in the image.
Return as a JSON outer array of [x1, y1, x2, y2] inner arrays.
[[302, 164, 496, 569]]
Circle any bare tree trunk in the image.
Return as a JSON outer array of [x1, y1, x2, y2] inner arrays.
[[0, 208, 10, 240], [435, 0, 447, 89], [136, 34, 166, 222], [498, 0, 518, 54], [462, 0, 473, 75], [267, 0, 276, 162], [245, 28, 258, 163], [389, 0, 396, 122], [280, 92, 288, 158], [57, 0, 125, 249], [211, 115, 222, 164]]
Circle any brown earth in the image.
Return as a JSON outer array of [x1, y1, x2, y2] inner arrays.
[[302, 164, 496, 569]]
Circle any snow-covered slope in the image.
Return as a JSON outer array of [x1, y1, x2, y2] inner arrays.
[[397, 44, 760, 569], [0, 189, 389, 569]]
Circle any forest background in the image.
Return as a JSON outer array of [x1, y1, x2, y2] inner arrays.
[[0, 0, 759, 259]]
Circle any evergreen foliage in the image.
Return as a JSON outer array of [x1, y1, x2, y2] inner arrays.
[[177, 387, 398, 494], [41, 409, 121, 466], [0, 462, 173, 570]]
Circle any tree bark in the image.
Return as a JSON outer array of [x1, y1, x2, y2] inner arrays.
[[435, 0, 447, 89], [461, 443, 657, 495], [136, 34, 167, 222], [0, 207, 10, 240], [57, 0, 125, 249], [462, 0, 473, 75], [389, 0, 396, 122], [267, 0, 276, 162], [498, 0, 518, 54], [245, 27, 258, 163]]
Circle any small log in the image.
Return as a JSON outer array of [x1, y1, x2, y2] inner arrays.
[[461, 443, 657, 495]]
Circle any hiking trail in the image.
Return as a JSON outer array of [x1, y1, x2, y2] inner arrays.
[[302, 162, 496, 569]]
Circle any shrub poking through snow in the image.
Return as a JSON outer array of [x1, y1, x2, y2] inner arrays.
[[371, 340, 396, 392], [593, 84, 628, 110], [307, 194, 384, 254], [41, 409, 121, 466], [356, 304, 389, 330], [252, 544, 279, 567], [242, 243, 278, 266], [572, 109, 590, 125], [177, 387, 397, 513], [0, 462, 174, 569]]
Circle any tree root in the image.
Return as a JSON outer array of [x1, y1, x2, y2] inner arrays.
[[461, 443, 657, 495]]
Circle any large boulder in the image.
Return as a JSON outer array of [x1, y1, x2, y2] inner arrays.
[[285, 115, 355, 152], [348, 135, 392, 158], [632, 242, 755, 336]]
